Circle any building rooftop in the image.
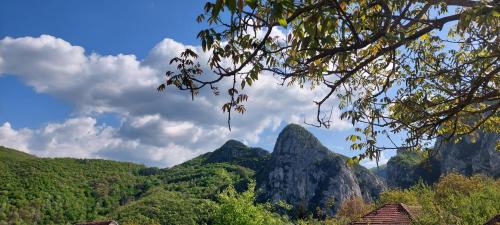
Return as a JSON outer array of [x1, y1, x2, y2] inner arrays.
[[351, 203, 420, 225]]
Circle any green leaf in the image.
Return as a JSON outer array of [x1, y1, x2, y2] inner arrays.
[[245, 0, 258, 9], [347, 157, 359, 166], [241, 80, 246, 89], [492, 10, 500, 17], [225, 0, 236, 12], [250, 72, 258, 80], [278, 18, 287, 27], [338, 53, 346, 70], [212, 0, 224, 18], [272, 2, 284, 19], [420, 33, 430, 41], [245, 77, 253, 86], [346, 135, 360, 142]]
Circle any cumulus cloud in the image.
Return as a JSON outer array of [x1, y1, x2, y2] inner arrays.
[[0, 34, 351, 167], [360, 152, 390, 169], [0, 117, 207, 167], [0, 122, 32, 152]]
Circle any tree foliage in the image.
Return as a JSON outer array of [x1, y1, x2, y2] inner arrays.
[[334, 196, 373, 224], [379, 173, 500, 225], [0, 146, 255, 225], [158, 0, 500, 162], [0, 146, 150, 225], [2, 147, 499, 225], [212, 181, 288, 225]]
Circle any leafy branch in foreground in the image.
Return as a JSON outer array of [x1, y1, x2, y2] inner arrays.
[[158, 0, 500, 163]]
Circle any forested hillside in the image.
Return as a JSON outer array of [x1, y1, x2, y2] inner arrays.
[[0, 145, 256, 225], [0, 146, 152, 224], [1, 126, 499, 225]]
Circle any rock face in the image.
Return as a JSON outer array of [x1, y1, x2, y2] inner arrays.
[[384, 132, 500, 189], [433, 132, 500, 178], [385, 150, 428, 188], [257, 124, 385, 216], [370, 165, 387, 183]]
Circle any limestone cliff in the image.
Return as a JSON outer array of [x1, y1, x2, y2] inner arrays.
[[257, 124, 385, 216], [433, 132, 500, 178], [385, 131, 499, 188]]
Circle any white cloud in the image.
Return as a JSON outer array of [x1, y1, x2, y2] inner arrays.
[[0, 34, 351, 167], [360, 151, 390, 169], [0, 122, 32, 152]]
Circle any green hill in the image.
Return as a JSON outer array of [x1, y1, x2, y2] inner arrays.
[[2, 128, 498, 225], [0, 143, 261, 225], [0, 146, 151, 224]]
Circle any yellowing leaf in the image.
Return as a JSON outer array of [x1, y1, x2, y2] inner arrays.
[[492, 10, 500, 17], [278, 18, 287, 27], [340, 2, 347, 10], [420, 33, 430, 41]]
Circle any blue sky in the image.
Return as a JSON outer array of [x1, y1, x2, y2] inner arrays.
[[0, 0, 395, 167]]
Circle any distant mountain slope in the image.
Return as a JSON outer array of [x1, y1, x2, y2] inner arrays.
[[0, 143, 264, 225], [181, 139, 270, 171], [370, 164, 387, 182], [384, 131, 500, 189], [1, 124, 393, 224], [385, 150, 430, 188], [433, 132, 500, 178], [0, 146, 150, 225], [112, 159, 256, 225], [257, 124, 386, 217]]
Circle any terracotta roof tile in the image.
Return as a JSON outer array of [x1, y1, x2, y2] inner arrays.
[[351, 203, 419, 225]]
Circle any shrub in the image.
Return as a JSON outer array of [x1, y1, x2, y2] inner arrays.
[[378, 173, 500, 225], [335, 196, 373, 223], [212, 181, 288, 225]]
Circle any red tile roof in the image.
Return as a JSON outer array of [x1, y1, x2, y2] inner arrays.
[[351, 203, 420, 225]]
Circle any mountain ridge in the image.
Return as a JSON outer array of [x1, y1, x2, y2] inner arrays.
[[0, 124, 386, 223], [257, 124, 385, 216]]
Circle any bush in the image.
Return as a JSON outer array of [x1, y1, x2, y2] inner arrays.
[[335, 196, 373, 224], [212, 181, 288, 225], [378, 173, 500, 225]]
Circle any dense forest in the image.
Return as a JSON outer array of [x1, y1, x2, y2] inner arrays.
[[0, 145, 255, 225], [1, 143, 499, 225]]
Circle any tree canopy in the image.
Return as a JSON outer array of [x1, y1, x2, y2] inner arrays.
[[158, 0, 500, 162]]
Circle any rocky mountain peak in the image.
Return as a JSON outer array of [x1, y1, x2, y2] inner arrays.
[[259, 124, 385, 216], [203, 139, 270, 171], [274, 123, 327, 157], [385, 131, 500, 189], [220, 139, 248, 150]]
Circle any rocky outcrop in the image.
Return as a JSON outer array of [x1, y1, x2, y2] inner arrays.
[[257, 124, 385, 216], [433, 132, 500, 178], [384, 132, 500, 189], [385, 150, 427, 188], [370, 165, 387, 183]]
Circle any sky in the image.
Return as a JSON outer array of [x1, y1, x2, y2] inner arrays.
[[0, 0, 396, 168]]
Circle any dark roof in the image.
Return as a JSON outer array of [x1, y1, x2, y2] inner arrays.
[[484, 214, 500, 225], [351, 203, 421, 225], [75, 221, 118, 225]]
